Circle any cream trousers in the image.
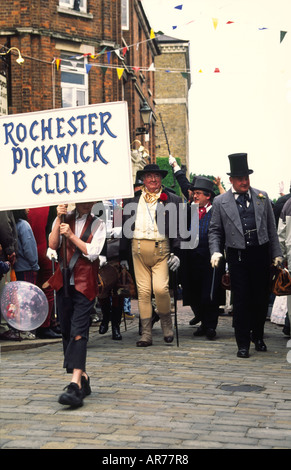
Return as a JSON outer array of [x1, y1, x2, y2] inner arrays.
[[132, 239, 171, 319]]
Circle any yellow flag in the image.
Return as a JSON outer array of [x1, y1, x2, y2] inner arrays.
[[212, 18, 218, 30], [150, 29, 155, 39], [117, 67, 124, 79]]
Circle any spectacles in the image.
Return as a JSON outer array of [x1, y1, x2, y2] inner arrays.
[[144, 173, 161, 180]]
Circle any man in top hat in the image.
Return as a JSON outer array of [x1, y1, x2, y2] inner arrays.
[[188, 176, 224, 338], [120, 163, 182, 347], [170, 165, 222, 338], [209, 153, 282, 358]]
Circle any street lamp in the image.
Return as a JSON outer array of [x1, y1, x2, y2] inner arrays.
[[136, 100, 152, 135], [0, 47, 24, 65]]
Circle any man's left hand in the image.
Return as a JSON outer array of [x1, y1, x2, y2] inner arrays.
[[168, 254, 180, 271], [273, 256, 283, 266]]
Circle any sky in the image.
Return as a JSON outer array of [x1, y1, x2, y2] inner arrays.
[[142, 0, 291, 200]]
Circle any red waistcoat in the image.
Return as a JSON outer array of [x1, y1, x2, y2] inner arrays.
[[48, 212, 99, 300]]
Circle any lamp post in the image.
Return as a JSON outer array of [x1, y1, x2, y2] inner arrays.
[[136, 100, 152, 135]]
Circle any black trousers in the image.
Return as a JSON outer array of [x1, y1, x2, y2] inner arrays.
[[57, 286, 95, 373], [188, 252, 221, 329], [227, 243, 270, 349]]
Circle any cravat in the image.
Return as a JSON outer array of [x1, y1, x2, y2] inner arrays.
[[199, 206, 207, 219], [142, 186, 161, 204], [236, 193, 250, 207]]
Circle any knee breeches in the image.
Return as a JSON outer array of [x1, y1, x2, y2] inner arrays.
[[132, 239, 171, 319]]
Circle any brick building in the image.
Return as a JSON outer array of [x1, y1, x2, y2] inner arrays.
[[0, 0, 160, 166], [155, 34, 191, 174]]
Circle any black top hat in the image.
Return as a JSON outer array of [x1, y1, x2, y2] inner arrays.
[[136, 163, 168, 179], [227, 153, 253, 176], [192, 176, 216, 197]]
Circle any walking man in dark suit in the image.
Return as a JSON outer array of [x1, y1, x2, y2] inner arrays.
[[208, 153, 282, 358]]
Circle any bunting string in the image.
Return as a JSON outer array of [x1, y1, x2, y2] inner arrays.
[[0, 3, 288, 80]]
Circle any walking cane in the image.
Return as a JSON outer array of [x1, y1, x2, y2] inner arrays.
[[51, 254, 57, 319], [210, 267, 216, 302], [171, 269, 179, 347], [159, 113, 175, 188], [61, 214, 70, 298]]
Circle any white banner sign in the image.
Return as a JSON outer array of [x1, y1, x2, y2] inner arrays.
[[0, 101, 133, 210]]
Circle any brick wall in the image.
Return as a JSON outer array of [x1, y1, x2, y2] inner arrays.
[[155, 36, 190, 174], [0, 0, 159, 160]]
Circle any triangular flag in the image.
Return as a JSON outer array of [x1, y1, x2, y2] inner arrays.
[[132, 66, 140, 73], [55, 58, 61, 70], [150, 29, 155, 39], [280, 31, 287, 43], [198, 69, 203, 73], [117, 67, 124, 79], [85, 64, 92, 74], [214, 67, 220, 73], [181, 72, 188, 79], [107, 51, 111, 63], [226, 21, 234, 24], [122, 46, 128, 56], [100, 66, 107, 75], [114, 49, 123, 60], [212, 18, 218, 30], [99, 46, 107, 55], [258, 27, 268, 30], [174, 4, 183, 9], [172, 26, 177, 30], [148, 63, 155, 71]]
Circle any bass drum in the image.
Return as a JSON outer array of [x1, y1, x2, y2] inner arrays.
[[97, 263, 119, 299]]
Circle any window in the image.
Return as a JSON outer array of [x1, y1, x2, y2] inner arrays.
[[59, 0, 87, 14], [121, 0, 129, 30], [60, 53, 88, 108]]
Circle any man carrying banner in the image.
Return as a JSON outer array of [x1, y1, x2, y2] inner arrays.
[[120, 164, 182, 347], [48, 202, 106, 407]]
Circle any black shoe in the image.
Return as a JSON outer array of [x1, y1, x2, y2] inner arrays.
[[164, 335, 174, 343], [189, 316, 201, 326], [36, 328, 62, 339], [193, 326, 206, 336], [81, 375, 91, 397], [237, 348, 249, 358], [254, 339, 267, 352], [58, 383, 83, 407], [136, 340, 152, 347], [112, 325, 122, 340], [206, 328, 216, 340], [99, 322, 109, 334], [51, 325, 62, 335], [282, 325, 290, 336]]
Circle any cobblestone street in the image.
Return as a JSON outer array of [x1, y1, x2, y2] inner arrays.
[[1, 301, 291, 450]]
